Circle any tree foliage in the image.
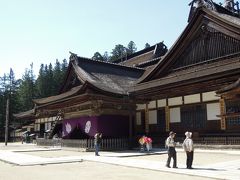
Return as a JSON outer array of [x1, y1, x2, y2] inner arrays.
[[144, 43, 151, 49], [92, 41, 142, 62], [0, 59, 68, 138]]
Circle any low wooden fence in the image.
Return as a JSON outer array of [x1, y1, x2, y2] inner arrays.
[[36, 138, 129, 150], [173, 136, 240, 145], [193, 137, 240, 145]]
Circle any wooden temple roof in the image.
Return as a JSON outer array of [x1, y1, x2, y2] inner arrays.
[[132, 54, 240, 93], [33, 85, 84, 105], [132, 6, 240, 94], [33, 54, 145, 106], [113, 42, 167, 68], [75, 56, 144, 93], [216, 78, 240, 94], [13, 109, 35, 120]]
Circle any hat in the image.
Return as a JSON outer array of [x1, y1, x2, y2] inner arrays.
[[169, 131, 176, 136], [185, 131, 192, 137]]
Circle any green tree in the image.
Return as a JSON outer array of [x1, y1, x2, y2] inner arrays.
[[0, 69, 21, 137], [47, 63, 54, 96], [53, 59, 63, 93], [110, 44, 127, 62], [144, 43, 151, 49], [92, 52, 104, 61], [18, 63, 36, 111], [102, 51, 110, 61], [127, 41, 137, 55], [61, 59, 68, 74]]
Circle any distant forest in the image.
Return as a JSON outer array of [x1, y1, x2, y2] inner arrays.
[[0, 41, 150, 134]]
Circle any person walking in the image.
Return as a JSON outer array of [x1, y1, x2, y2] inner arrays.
[[165, 131, 178, 168], [94, 133, 102, 156], [182, 131, 194, 169]]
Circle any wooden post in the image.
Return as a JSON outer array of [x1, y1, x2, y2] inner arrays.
[[219, 98, 226, 130], [165, 106, 170, 132], [128, 105, 133, 148], [5, 98, 9, 146], [145, 103, 149, 134]]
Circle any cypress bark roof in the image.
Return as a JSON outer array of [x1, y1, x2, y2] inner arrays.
[[13, 109, 35, 119], [33, 54, 144, 105]]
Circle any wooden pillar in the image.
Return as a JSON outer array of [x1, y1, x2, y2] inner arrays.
[[219, 98, 226, 130], [128, 104, 133, 148], [5, 98, 9, 146], [145, 103, 149, 134], [165, 106, 170, 132]]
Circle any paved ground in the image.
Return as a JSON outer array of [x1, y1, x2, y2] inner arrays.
[[0, 142, 240, 180]]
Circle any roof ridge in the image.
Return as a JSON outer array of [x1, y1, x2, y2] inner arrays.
[[77, 55, 145, 71]]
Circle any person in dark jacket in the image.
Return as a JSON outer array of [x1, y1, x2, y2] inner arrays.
[[165, 131, 178, 168], [94, 133, 102, 156]]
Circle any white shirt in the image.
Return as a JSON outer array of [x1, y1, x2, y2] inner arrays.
[[166, 136, 176, 147], [182, 137, 194, 152]]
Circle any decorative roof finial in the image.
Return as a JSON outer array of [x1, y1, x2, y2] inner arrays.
[[69, 51, 78, 62], [224, 0, 240, 15], [188, 0, 216, 22]]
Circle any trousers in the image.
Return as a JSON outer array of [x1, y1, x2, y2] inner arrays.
[[166, 147, 177, 167], [186, 151, 194, 168]]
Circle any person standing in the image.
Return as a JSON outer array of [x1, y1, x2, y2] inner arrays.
[[145, 136, 152, 152], [94, 133, 102, 156], [138, 135, 146, 152], [165, 131, 178, 168], [182, 131, 194, 169]]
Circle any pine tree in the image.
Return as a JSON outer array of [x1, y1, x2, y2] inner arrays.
[[18, 63, 36, 111], [144, 43, 151, 49], [92, 52, 104, 61], [110, 44, 127, 62], [127, 41, 137, 55]]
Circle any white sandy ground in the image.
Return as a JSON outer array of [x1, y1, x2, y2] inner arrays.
[[0, 143, 240, 180]]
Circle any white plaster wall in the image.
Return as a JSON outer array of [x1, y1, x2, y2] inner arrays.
[[168, 97, 182, 106], [170, 107, 181, 123], [136, 112, 142, 125], [207, 103, 221, 120], [148, 101, 156, 109], [149, 110, 157, 124], [202, 91, 220, 102], [157, 99, 166, 107], [136, 104, 146, 110], [184, 94, 201, 104]]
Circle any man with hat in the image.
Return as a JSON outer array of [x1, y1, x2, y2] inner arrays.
[[165, 131, 178, 168], [182, 131, 194, 169]]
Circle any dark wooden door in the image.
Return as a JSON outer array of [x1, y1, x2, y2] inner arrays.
[[181, 104, 207, 130]]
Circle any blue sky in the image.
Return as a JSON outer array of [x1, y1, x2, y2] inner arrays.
[[0, 0, 222, 78]]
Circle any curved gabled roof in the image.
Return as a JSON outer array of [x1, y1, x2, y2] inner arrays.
[[137, 7, 240, 84], [33, 53, 144, 105], [33, 85, 84, 105], [72, 55, 144, 95]]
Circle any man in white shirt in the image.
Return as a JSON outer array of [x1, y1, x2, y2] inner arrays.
[[182, 131, 194, 169], [165, 131, 177, 168]]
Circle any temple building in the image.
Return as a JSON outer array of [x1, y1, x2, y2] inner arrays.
[[13, 0, 240, 142], [132, 0, 240, 137], [14, 43, 167, 140]]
